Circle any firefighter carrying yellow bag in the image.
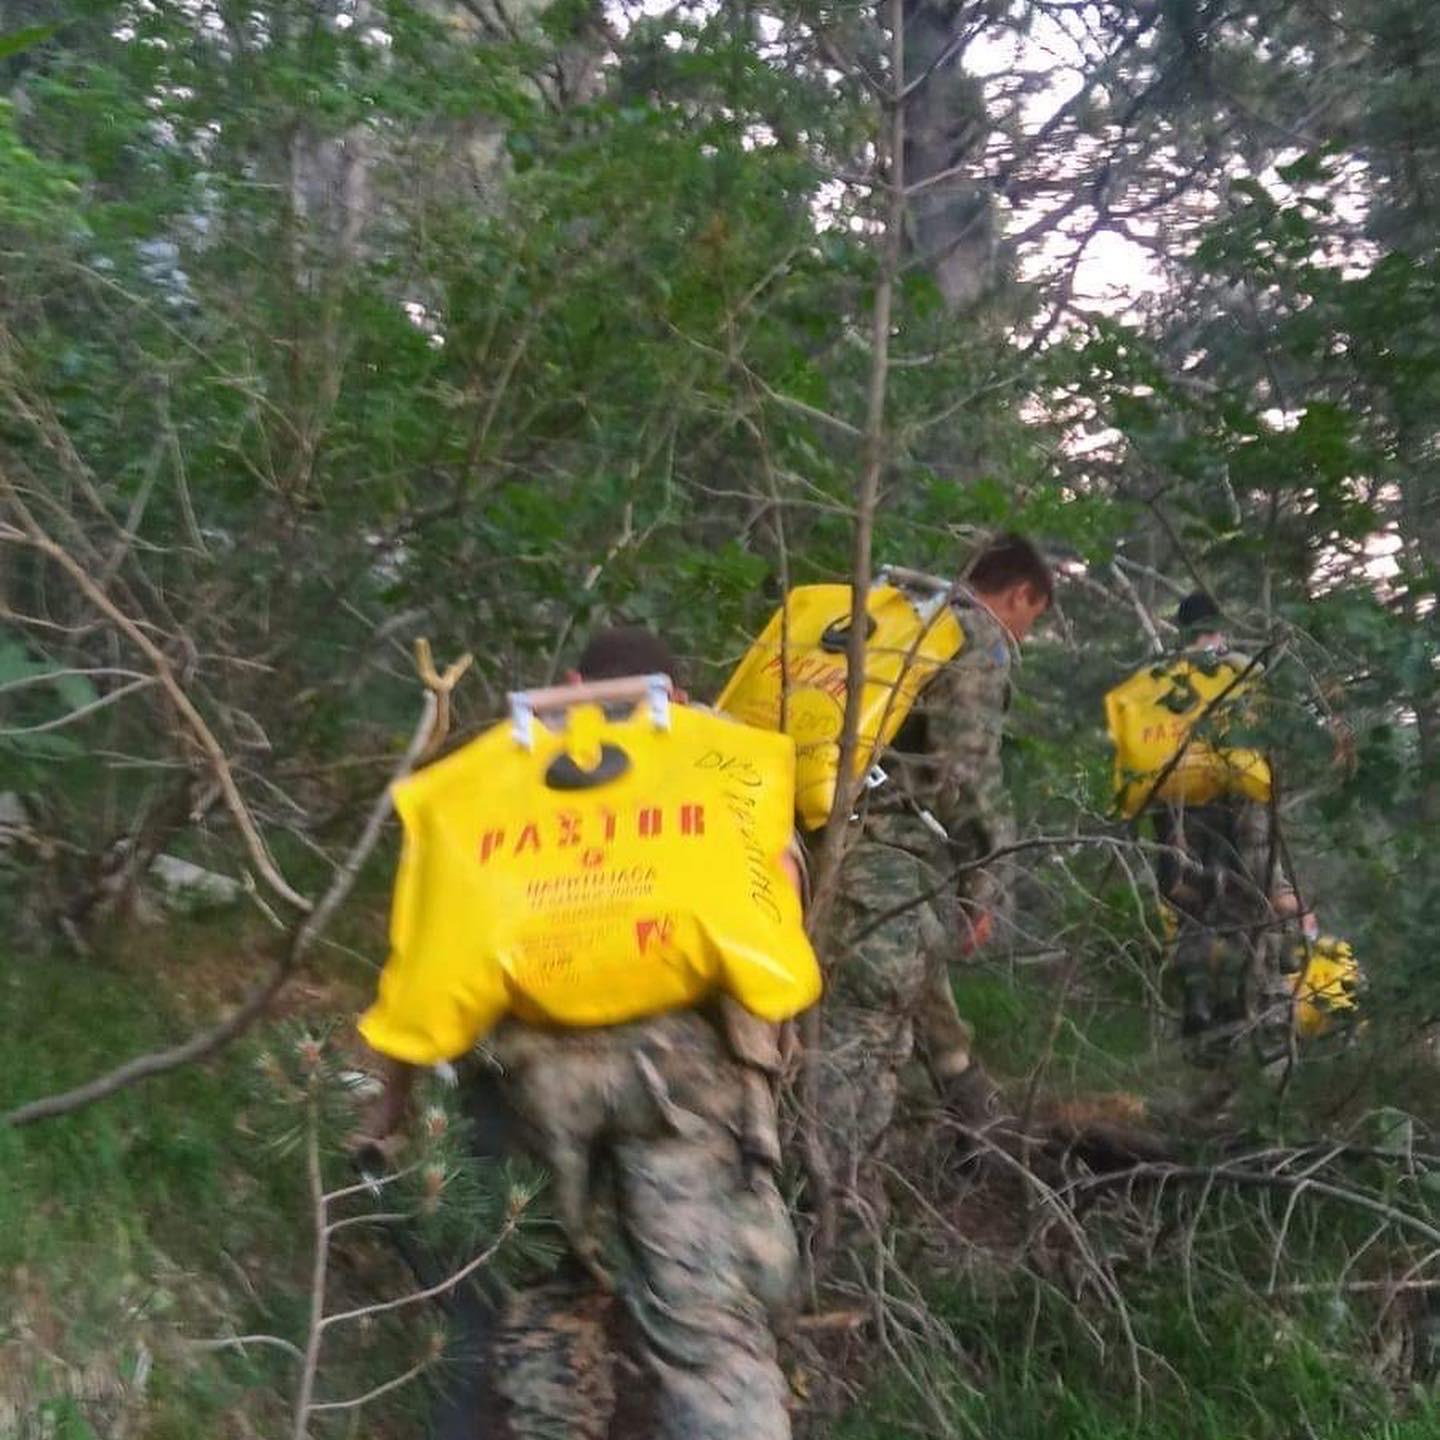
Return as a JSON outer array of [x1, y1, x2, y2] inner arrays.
[[359, 676, 821, 1066], [1104, 654, 1272, 819], [717, 572, 964, 831]]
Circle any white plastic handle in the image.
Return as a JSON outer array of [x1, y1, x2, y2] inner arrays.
[[507, 673, 675, 749], [877, 564, 955, 594]]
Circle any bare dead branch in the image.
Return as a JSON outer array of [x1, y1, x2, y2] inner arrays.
[[1, 477, 311, 912], [306, 1355, 435, 1414], [0, 666, 151, 697], [1, 641, 465, 1129], [0, 677, 156, 735], [1065, 1163, 1440, 1252], [1109, 561, 1167, 656], [1, 929, 304, 1130], [319, 1205, 524, 1329], [190, 1334, 306, 1363]]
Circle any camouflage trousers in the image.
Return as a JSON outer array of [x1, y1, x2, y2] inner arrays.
[[1172, 917, 1295, 1066], [1154, 801, 1290, 1062], [489, 1011, 799, 1440], [815, 839, 972, 1202]]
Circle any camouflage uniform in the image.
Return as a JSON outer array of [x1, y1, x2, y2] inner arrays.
[[816, 599, 1014, 1196], [489, 1003, 799, 1440], [1148, 649, 1287, 1060], [1154, 796, 1290, 1058]]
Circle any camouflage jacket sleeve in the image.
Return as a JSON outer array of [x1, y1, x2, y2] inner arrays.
[[912, 605, 1015, 879]]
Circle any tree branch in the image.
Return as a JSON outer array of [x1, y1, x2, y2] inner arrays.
[[1, 476, 311, 913], [1, 640, 468, 1129], [807, 0, 907, 939], [0, 677, 156, 735]]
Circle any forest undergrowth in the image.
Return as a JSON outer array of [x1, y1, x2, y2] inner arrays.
[[7, 901, 1440, 1440], [829, 956, 1440, 1440]]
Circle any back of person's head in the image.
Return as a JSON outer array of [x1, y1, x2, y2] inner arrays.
[[967, 532, 1054, 608], [575, 625, 680, 684], [1175, 592, 1223, 637]]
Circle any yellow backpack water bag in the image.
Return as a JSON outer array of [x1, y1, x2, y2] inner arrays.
[[360, 676, 821, 1066], [716, 574, 965, 831], [1288, 936, 1360, 1039], [1104, 653, 1272, 818]]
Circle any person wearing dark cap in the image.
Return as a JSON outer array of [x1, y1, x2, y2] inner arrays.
[[1146, 594, 1283, 1053], [1175, 590, 1223, 637]]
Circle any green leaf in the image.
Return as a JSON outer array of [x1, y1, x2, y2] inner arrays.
[[1275, 151, 1332, 186], [6, 733, 83, 759], [0, 641, 53, 686], [52, 671, 99, 712], [0, 24, 56, 60]]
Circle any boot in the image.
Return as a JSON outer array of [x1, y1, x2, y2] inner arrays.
[[1180, 980, 1213, 1039], [937, 1061, 1003, 1130]]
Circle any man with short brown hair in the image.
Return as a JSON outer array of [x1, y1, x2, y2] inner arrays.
[[817, 532, 1053, 1204]]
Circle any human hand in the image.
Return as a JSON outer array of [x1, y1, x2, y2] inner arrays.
[[959, 907, 992, 956], [345, 1125, 406, 1175], [346, 1057, 416, 1168], [1328, 717, 1357, 775]]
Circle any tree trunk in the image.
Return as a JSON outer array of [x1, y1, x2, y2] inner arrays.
[[901, 0, 996, 313]]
